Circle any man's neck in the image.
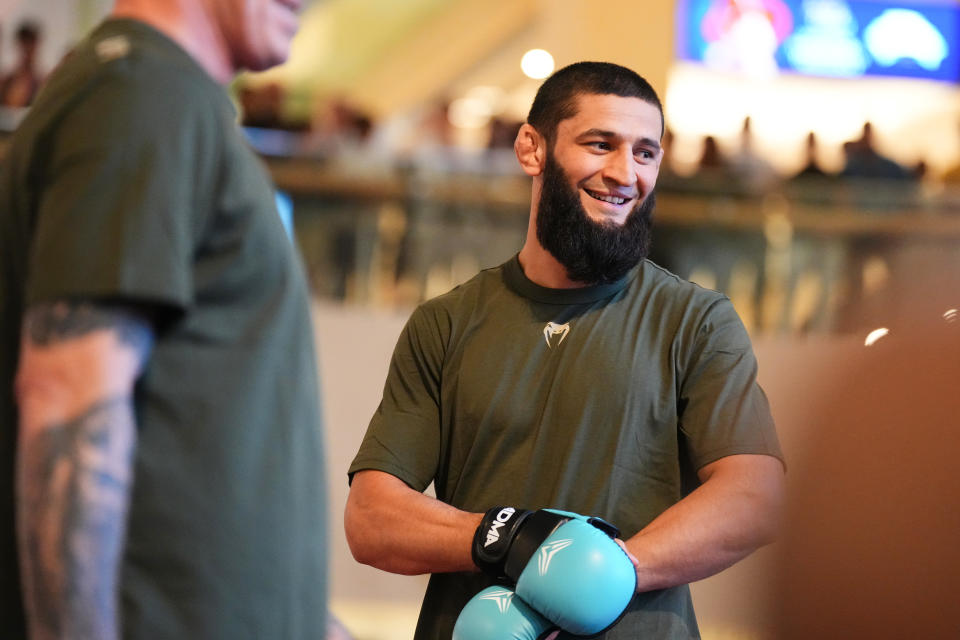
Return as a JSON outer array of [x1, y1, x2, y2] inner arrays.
[[517, 208, 588, 289], [111, 0, 234, 84]]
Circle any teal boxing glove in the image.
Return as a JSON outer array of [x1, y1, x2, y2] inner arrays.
[[453, 586, 555, 640], [472, 507, 636, 636]]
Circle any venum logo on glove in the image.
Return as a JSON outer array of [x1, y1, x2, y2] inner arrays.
[[536, 539, 573, 576], [484, 507, 516, 547], [479, 588, 515, 614]]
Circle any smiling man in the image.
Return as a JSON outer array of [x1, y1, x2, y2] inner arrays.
[[0, 1, 328, 639], [344, 62, 784, 639]]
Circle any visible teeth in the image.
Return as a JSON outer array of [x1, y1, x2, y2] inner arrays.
[[589, 191, 626, 205]]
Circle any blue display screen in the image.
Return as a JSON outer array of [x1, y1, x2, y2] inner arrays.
[[676, 0, 960, 82]]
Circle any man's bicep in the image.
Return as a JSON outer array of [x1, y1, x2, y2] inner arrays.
[[696, 453, 785, 485], [349, 469, 413, 496]]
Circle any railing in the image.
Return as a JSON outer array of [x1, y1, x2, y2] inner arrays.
[[270, 156, 960, 337]]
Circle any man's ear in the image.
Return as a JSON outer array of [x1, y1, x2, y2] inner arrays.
[[515, 123, 547, 177]]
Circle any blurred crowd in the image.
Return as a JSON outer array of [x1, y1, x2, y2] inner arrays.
[[665, 117, 927, 192], [5, 17, 960, 213], [674, 118, 923, 188], [233, 79, 960, 213]]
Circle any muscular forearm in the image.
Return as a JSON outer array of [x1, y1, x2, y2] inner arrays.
[[345, 470, 483, 575], [625, 454, 784, 592]]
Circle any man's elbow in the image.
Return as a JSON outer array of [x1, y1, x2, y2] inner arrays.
[[343, 492, 403, 572], [344, 493, 429, 576], [751, 467, 786, 547], [343, 496, 377, 567]]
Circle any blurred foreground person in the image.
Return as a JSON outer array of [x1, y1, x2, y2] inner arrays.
[[0, 1, 329, 638], [770, 322, 960, 639]]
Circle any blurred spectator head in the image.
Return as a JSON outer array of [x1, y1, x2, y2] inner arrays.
[[662, 126, 674, 153], [855, 121, 876, 152], [698, 135, 725, 170], [526, 61, 663, 146], [14, 20, 40, 65], [353, 113, 373, 142], [487, 116, 522, 150], [803, 131, 821, 166], [311, 95, 374, 145], [422, 99, 453, 146], [913, 158, 928, 181], [740, 115, 753, 143], [238, 81, 285, 129], [791, 131, 828, 180]]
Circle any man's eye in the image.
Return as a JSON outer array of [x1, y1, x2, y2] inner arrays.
[[636, 150, 654, 160], [588, 141, 611, 150]]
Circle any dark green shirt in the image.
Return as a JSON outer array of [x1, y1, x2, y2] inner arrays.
[[350, 255, 782, 639], [0, 19, 327, 639]]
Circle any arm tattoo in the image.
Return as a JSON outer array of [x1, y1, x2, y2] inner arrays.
[[17, 300, 151, 640], [24, 301, 154, 366], [18, 396, 136, 640]]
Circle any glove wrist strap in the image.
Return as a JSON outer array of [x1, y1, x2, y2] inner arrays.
[[472, 507, 532, 577]]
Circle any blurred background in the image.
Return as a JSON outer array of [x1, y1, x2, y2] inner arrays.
[[2, 0, 959, 638]]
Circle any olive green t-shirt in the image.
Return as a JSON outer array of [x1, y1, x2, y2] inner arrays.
[[0, 19, 327, 639], [350, 255, 782, 639]]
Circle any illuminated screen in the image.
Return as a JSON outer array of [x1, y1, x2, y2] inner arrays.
[[676, 0, 960, 82]]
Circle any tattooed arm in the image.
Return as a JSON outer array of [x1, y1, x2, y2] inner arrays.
[[15, 301, 155, 640]]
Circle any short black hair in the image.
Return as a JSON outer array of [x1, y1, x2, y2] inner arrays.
[[526, 61, 663, 144]]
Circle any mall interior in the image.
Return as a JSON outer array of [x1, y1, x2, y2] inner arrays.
[[2, 0, 959, 638]]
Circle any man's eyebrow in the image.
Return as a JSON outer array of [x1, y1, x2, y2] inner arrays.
[[635, 137, 662, 152], [578, 128, 661, 151], [578, 128, 618, 140]]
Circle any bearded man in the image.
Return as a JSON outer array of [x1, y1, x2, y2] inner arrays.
[[345, 61, 784, 639]]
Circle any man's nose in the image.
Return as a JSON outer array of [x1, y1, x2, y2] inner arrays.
[[602, 148, 636, 186]]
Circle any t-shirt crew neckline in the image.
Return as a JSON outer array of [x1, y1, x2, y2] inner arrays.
[[502, 254, 638, 305]]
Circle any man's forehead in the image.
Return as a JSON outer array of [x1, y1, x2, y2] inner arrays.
[[559, 93, 662, 139]]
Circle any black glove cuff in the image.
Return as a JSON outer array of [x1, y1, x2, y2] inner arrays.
[[472, 506, 532, 577]]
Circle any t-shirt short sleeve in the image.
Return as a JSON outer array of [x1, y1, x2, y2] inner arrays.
[[677, 297, 783, 470], [26, 63, 218, 312], [349, 304, 447, 490]]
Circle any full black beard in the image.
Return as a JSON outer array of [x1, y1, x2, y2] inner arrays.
[[535, 153, 654, 285]]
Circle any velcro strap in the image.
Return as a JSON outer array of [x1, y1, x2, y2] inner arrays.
[[586, 516, 620, 539], [504, 510, 571, 582], [472, 507, 532, 577]]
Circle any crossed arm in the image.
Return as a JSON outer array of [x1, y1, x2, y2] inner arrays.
[[15, 301, 154, 640], [345, 453, 784, 591]]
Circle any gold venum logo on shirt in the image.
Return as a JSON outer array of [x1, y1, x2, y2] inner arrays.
[[543, 322, 570, 348]]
